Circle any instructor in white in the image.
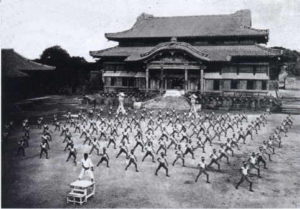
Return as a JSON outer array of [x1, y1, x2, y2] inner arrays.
[[78, 153, 94, 182]]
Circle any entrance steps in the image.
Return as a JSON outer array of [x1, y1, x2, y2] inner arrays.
[[163, 89, 185, 97], [143, 95, 190, 110]]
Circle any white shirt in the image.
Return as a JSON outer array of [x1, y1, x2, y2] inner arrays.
[[81, 158, 94, 169], [250, 156, 256, 164], [241, 166, 248, 175], [199, 161, 206, 169]]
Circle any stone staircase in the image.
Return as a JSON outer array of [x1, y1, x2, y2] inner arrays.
[[143, 95, 190, 110], [281, 97, 300, 114], [163, 89, 185, 97]]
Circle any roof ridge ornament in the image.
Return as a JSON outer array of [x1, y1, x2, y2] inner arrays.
[[171, 37, 177, 42], [139, 41, 210, 61]]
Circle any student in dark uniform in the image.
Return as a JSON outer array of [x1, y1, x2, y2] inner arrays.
[[107, 134, 117, 149], [195, 157, 210, 183], [116, 141, 129, 158], [64, 137, 74, 151], [155, 152, 170, 177], [225, 139, 234, 157], [172, 145, 185, 167], [248, 152, 261, 178], [207, 149, 221, 171], [42, 134, 51, 150], [40, 140, 49, 159], [133, 133, 144, 153], [125, 150, 139, 172], [54, 121, 61, 131], [60, 124, 68, 136], [74, 121, 81, 133], [66, 144, 77, 165], [142, 141, 156, 163], [156, 138, 167, 156], [183, 140, 195, 159], [83, 130, 92, 145], [97, 147, 110, 168], [256, 147, 268, 169], [89, 137, 101, 155], [219, 144, 230, 164], [235, 161, 254, 192], [16, 138, 26, 156], [194, 137, 206, 153]]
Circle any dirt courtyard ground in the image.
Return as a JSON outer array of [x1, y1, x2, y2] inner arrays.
[[2, 110, 300, 208]]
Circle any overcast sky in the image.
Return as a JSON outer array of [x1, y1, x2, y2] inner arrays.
[[1, 0, 300, 61]]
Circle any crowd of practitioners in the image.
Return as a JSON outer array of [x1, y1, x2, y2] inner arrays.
[[8, 106, 294, 192], [235, 114, 294, 191]]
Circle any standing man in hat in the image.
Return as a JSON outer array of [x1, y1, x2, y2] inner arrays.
[[116, 92, 126, 115], [189, 94, 199, 118]]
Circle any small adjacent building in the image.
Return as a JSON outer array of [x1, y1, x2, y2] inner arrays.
[[90, 10, 281, 94], [2, 49, 55, 101]]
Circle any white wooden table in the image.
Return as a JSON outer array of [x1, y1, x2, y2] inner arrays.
[[67, 180, 95, 205]]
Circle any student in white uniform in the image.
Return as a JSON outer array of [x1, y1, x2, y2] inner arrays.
[[78, 153, 94, 182]]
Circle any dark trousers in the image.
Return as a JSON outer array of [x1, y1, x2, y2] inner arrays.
[[133, 142, 144, 152], [208, 159, 220, 170], [156, 145, 167, 155], [142, 151, 155, 162], [40, 148, 48, 159], [172, 156, 185, 166], [107, 140, 116, 149], [74, 127, 80, 133], [184, 148, 195, 159], [219, 153, 230, 164], [249, 163, 261, 177], [116, 149, 127, 158], [195, 168, 209, 182], [257, 156, 267, 168], [89, 146, 100, 155], [155, 163, 169, 176], [17, 147, 25, 156], [125, 159, 138, 171], [236, 175, 253, 191], [97, 156, 109, 167], [66, 152, 77, 165]]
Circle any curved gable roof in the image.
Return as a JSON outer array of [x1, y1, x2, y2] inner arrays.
[[105, 10, 268, 40]]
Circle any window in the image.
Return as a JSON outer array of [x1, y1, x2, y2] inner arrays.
[[213, 80, 220, 90], [128, 78, 135, 87], [122, 77, 128, 86], [253, 66, 257, 75], [110, 77, 116, 86], [262, 80, 267, 90], [231, 80, 239, 89], [247, 80, 255, 90]]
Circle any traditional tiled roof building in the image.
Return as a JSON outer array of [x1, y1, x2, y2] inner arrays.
[[2, 49, 55, 101], [90, 10, 281, 94], [2, 49, 55, 78]]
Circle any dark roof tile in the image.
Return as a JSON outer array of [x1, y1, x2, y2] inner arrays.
[[1, 49, 55, 78], [105, 10, 268, 40]]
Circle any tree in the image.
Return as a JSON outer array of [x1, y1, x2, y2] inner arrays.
[[39, 45, 71, 67]]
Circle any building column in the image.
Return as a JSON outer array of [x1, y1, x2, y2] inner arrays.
[[160, 65, 164, 94], [146, 67, 149, 92], [184, 67, 188, 92], [200, 68, 204, 93]]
